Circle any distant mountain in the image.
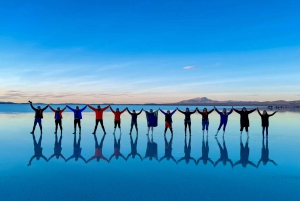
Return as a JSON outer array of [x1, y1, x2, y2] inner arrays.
[[175, 97, 300, 106], [0, 101, 15, 104]]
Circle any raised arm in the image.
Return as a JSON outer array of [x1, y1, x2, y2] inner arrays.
[[257, 109, 262, 116], [208, 108, 214, 114], [248, 108, 256, 114], [109, 106, 115, 113], [88, 105, 96, 111], [196, 108, 202, 114], [79, 156, 87, 163], [29, 102, 37, 111], [42, 105, 49, 111], [269, 111, 277, 117], [215, 107, 221, 114], [137, 109, 143, 115], [49, 106, 55, 112], [66, 155, 75, 162], [159, 109, 166, 115], [177, 108, 185, 114], [126, 108, 133, 115], [28, 155, 35, 166], [60, 154, 66, 161], [102, 105, 110, 111], [269, 159, 277, 166], [248, 161, 257, 168], [80, 105, 87, 112], [228, 109, 233, 115], [67, 106, 75, 112], [190, 109, 197, 114], [170, 109, 177, 115], [120, 108, 127, 114], [233, 109, 241, 114], [61, 106, 67, 112], [48, 154, 55, 161]]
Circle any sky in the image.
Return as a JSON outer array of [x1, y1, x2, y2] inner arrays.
[[0, 0, 300, 104]]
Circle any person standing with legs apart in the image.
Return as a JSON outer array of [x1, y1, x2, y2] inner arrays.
[[127, 108, 143, 135], [110, 106, 127, 134], [67, 105, 87, 134], [177, 108, 196, 136], [29, 101, 49, 134], [197, 107, 214, 135], [144, 109, 159, 135], [159, 108, 177, 135], [257, 108, 276, 138], [233, 107, 256, 137], [215, 106, 233, 137], [88, 104, 110, 135], [49, 105, 67, 134]]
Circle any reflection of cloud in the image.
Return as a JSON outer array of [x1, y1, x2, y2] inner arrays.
[[183, 66, 196, 70]]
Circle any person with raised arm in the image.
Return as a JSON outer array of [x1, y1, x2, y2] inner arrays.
[[28, 133, 48, 166], [49, 105, 67, 134], [28, 101, 49, 134], [109, 133, 126, 162], [127, 108, 143, 135], [110, 106, 127, 134], [196, 107, 214, 134], [214, 137, 233, 168], [48, 132, 66, 162], [88, 104, 110, 135], [159, 108, 177, 135], [126, 134, 143, 161], [233, 107, 256, 136], [177, 107, 197, 136], [197, 134, 214, 166], [257, 108, 277, 138], [214, 106, 233, 137], [257, 138, 277, 167], [177, 136, 196, 165], [159, 134, 176, 163], [67, 105, 87, 134], [87, 133, 109, 163], [144, 109, 159, 135], [66, 133, 87, 163]]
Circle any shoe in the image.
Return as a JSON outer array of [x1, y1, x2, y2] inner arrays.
[[92, 132, 95, 135], [54, 131, 57, 134], [30, 131, 34, 134]]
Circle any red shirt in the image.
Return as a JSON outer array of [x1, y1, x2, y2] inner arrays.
[[110, 107, 126, 121], [88, 105, 109, 119]]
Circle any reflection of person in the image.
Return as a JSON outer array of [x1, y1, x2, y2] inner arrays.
[[233, 137, 256, 168], [215, 106, 233, 136], [233, 107, 256, 136], [257, 109, 277, 138], [67, 105, 87, 134], [48, 133, 66, 161], [127, 108, 143, 135], [88, 104, 110, 134], [177, 108, 197, 136], [144, 134, 158, 161], [126, 134, 142, 161], [87, 134, 108, 163], [196, 108, 214, 134], [28, 133, 48, 166], [159, 135, 176, 163], [49, 105, 67, 134], [177, 136, 196, 164], [159, 108, 176, 135], [66, 134, 87, 163], [257, 138, 277, 167], [110, 107, 127, 134], [29, 101, 49, 134], [145, 109, 159, 135], [214, 137, 233, 167], [197, 135, 214, 166], [109, 133, 126, 161]]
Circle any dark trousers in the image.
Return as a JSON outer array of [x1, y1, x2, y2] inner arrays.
[[94, 119, 105, 132], [74, 119, 81, 128], [55, 119, 62, 131]]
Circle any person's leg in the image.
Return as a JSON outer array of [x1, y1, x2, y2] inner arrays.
[[38, 119, 42, 134], [118, 121, 121, 134], [31, 119, 37, 134], [135, 122, 138, 134], [223, 122, 227, 131], [184, 121, 187, 135], [59, 120, 63, 132], [73, 119, 77, 134], [93, 120, 99, 134], [130, 122, 134, 134], [202, 121, 205, 131], [188, 122, 191, 135], [99, 119, 106, 134], [206, 121, 209, 131], [114, 121, 117, 134], [55, 120, 58, 134], [164, 126, 168, 135], [266, 126, 269, 138], [215, 122, 222, 136], [262, 126, 265, 138], [245, 126, 249, 136], [240, 125, 244, 135], [78, 120, 81, 134], [151, 126, 154, 134], [147, 126, 150, 134]]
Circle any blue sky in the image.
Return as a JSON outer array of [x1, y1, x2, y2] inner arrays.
[[0, 0, 299, 103]]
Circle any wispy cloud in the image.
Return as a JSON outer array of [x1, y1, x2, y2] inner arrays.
[[183, 66, 196, 70]]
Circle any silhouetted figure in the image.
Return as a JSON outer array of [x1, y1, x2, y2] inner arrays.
[[110, 107, 127, 134], [159, 135, 176, 163], [234, 137, 256, 168], [144, 109, 159, 135], [159, 108, 177, 135], [196, 107, 214, 134], [66, 134, 87, 163], [257, 109, 277, 138], [49, 105, 67, 134], [48, 133, 66, 161], [177, 108, 197, 135], [233, 107, 256, 136], [67, 105, 87, 134], [215, 106, 233, 136], [126, 134, 143, 161], [28, 133, 48, 166], [109, 133, 126, 161], [257, 138, 277, 167], [88, 104, 110, 134], [214, 137, 233, 167], [127, 108, 143, 135], [197, 135, 214, 166], [177, 136, 196, 164], [144, 134, 158, 161], [29, 101, 49, 134], [87, 134, 108, 163]]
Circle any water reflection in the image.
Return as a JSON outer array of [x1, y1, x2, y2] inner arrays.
[[87, 134, 108, 163], [257, 138, 277, 167], [66, 134, 87, 163], [126, 134, 143, 161], [177, 136, 196, 164], [109, 134, 126, 161], [48, 133, 66, 161], [233, 137, 256, 168], [214, 137, 233, 168], [160, 134, 176, 163], [28, 133, 48, 166], [197, 134, 214, 166], [144, 134, 158, 161]]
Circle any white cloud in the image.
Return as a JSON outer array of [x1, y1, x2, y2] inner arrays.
[[183, 66, 196, 70]]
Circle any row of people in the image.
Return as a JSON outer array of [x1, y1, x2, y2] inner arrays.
[[29, 101, 276, 138], [28, 132, 276, 168]]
